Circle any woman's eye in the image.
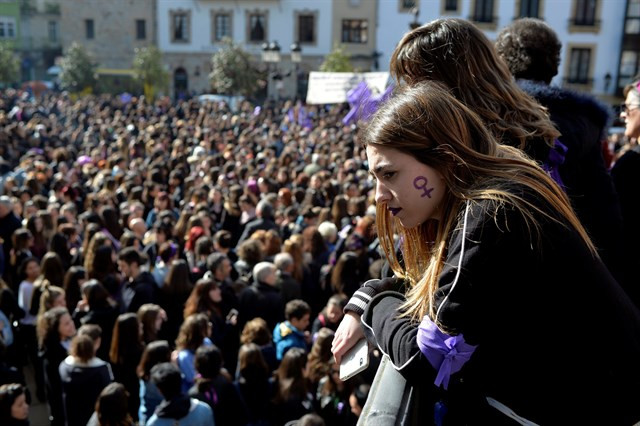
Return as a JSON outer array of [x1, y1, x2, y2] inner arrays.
[[382, 171, 396, 180]]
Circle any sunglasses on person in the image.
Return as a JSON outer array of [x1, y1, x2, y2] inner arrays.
[[620, 103, 640, 113]]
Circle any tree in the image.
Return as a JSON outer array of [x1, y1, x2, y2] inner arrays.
[[320, 44, 354, 73], [209, 37, 263, 97], [0, 43, 19, 85], [59, 42, 97, 93], [133, 46, 168, 100]]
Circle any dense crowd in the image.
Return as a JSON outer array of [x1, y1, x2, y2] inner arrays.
[[0, 89, 380, 426]]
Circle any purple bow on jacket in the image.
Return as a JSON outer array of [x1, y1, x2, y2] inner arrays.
[[417, 315, 477, 390]]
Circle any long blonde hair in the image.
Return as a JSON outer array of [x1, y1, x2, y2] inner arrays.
[[390, 18, 560, 153], [363, 82, 595, 323]]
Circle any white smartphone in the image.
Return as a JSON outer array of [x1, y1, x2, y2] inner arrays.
[[339, 338, 370, 381]]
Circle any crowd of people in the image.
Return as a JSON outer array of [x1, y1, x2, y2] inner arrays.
[[0, 16, 639, 426]]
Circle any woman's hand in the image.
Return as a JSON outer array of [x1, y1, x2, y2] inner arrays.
[[331, 311, 364, 364]]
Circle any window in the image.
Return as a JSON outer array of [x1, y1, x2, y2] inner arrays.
[[574, 0, 597, 25], [567, 48, 591, 84], [399, 0, 416, 11], [626, 0, 640, 34], [444, 0, 459, 11], [0, 18, 16, 40], [0, 23, 4, 39], [171, 11, 190, 43], [619, 51, 639, 89], [298, 14, 315, 44], [85, 19, 94, 39], [341, 19, 368, 44], [519, 0, 540, 18], [248, 13, 266, 42], [472, 0, 494, 23], [136, 19, 146, 40], [48, 20, 57, 42], [213, 13, 232, 41]]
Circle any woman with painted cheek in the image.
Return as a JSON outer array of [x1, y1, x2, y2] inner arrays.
[[331, 82, 640, 425]]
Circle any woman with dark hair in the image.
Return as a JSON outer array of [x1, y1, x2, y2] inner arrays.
[[39, 307, 76, 426], [73, 280, 119, 361], [109, 313, 144, 421], [0, 383, 29, 426], [189, 345, 248, 426], [49, 232, 71, 270], [175, 313, 213, 393], [25, 215, 47, 260], [158, 259, 192, 344], [100, 206, 123, 247], [137, 340, 171, 426], [9, 229, 33, 288], [63, 266, 87, 313], [91, 245, 120, 297], [86, 382, 134, 426], [183, 279, 226, 349], [331, 82, 640, 423], [137, 304, 166, 345], [268, 347, 312, 425], [235, 343, 271, 426], [59, 334, 113, 426]]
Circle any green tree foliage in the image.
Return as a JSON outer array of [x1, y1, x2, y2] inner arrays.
[[209, 38, 262, 96], [0, 43, 19, 85], [133, 46, 169, 99], [320, 44, 354, 73], [59, 42, 97, 93]]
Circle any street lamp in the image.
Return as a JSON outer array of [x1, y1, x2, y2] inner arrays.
[[409, 6, 420, 30], [291, 42, 303, 98]]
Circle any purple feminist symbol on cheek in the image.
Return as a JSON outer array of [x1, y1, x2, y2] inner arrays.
[[414, 176, 434, 198]]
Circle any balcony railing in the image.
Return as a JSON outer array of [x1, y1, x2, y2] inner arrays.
[[568, 18, 601, 27]]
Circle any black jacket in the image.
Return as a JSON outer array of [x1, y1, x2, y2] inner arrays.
[[518, 80, 627, 292], [121, 271, 156, 313], [238, 281, 284, 331], [362, 195, 640, 425]]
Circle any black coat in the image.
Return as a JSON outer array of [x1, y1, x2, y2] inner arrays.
[[518, 80, 628, 292], [121, 271, 156, 313], [362, 194, 640, 425], [238, 281, 284, 331], [59, 357, 113, 426]]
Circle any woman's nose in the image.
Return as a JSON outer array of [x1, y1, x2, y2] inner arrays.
[[375, 180, 391, 204]]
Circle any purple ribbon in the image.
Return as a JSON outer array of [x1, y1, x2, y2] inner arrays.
[[542, 139, 568, 189], [417, 315, 477, 390]]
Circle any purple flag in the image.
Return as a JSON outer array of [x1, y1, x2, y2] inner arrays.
[[342, 82, 393, 125], [417, 315, 477, 390]]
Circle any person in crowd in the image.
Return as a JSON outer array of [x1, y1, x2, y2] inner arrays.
[[86, 382, 134, 426], [189, 344, 247, 426], [238, 200, 279, 245], [137, 304, 167, 345], [16, 257, 41, 393], [62, 266, 87, 314], [146, 362, 214, 426], [495, 18, 628, 299], [612, 74, 640, 303], [59, 334, 113, 426], [274, 252, 302, 304], [29, 252, 64, 315], [235, 343, 272, 426], [0, 383, 29, 426], [240, 318, 277, 373], [307, 328, 335, 391], [312, 294, 346, 336], [238, 262, 284, 330], [38, 306, 75, 426], [331, 82, 640, 424], [73, 280, 119, 361], [137, 340, 172, 426], [175, 313, 213, 393], [269, 347, 313, 425], [151, 242, 179, 287], [118, 247, 156, 313], [0, 196, 22, 281], [109, 313, 144, 421], [273, 299, 311, 361]]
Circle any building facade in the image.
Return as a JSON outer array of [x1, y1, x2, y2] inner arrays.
[[19, 0, 62, 81], [375, 0, 626, 97], [156, 0, 378, 98], [58, 0, 155, 90]]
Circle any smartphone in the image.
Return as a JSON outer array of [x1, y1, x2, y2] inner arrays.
[[339, 338, 370, 381]]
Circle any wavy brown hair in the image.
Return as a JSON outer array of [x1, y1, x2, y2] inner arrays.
[[363, 82, 595, 323], [389, 18, 560, 153]]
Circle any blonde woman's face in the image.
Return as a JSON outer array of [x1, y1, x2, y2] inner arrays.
[[367, 144, 446, 229]]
